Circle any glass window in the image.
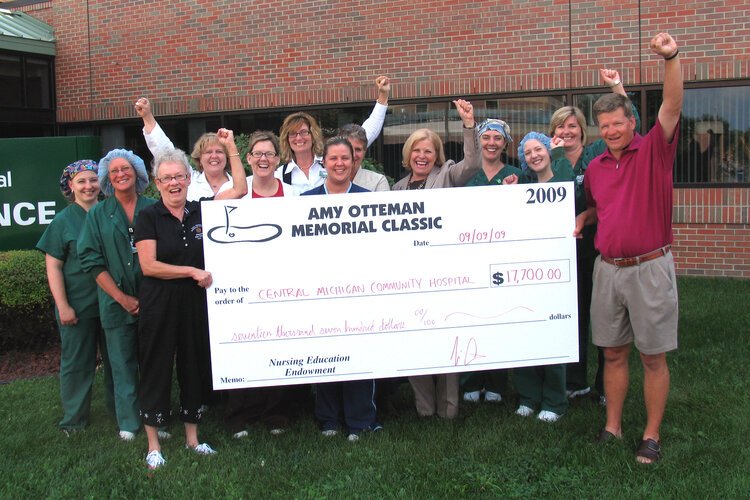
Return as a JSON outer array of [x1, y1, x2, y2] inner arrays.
[[25, 57, 52, 109], [382, 96, 567, 180], [382, 102, 451, 179], [665, 86, 749, 184], [473, 95, 566, 167], [0, 55, 23, 107]]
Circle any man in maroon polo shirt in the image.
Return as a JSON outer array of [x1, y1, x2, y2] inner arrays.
[[575, 32, 683, 464]]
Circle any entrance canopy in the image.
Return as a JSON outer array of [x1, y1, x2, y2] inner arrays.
[[0, 8, 54, 56]]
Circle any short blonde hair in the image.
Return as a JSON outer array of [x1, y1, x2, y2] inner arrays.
[[548, 106, 588, 145], [401, 128, 446, 170], [247, 130, 280, 156], [279, 112, 324, 164], [190, 133, 228, 173]]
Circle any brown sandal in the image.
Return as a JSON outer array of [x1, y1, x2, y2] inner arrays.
[[594, 428, 621, 443], [636, 438, 661, 464]]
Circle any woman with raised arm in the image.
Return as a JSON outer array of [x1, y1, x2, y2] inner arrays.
[[136, 98, 234, 201], [278, 76, 391, 193], [392, 99, 479, 192], [393, 99, 479, 419], [461, 118, 519, 404], [134, 129, 247, 470], [77, 150, 156, 442], [37, 160, 106, 435], [339, 123, 390, 192], [547, 69, 640, 405]]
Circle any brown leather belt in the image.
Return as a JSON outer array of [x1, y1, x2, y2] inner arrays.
[[601, 245, 671, 268]]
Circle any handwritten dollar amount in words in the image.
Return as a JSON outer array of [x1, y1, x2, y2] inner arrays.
[[490, 260, 571, 287]]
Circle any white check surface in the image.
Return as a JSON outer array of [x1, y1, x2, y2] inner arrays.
[[202, 183, 579, 389]]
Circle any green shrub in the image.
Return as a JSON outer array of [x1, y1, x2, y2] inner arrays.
[[362, 157, 395, 186], [0, 250, 57, 352], [0, 251, 50, 309]]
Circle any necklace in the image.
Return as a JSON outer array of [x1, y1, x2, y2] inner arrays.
[[407, 175, 427, 190]]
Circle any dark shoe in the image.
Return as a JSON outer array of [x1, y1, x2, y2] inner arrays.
[[594, 428, 621, 443], [636, 438, 661, 464]]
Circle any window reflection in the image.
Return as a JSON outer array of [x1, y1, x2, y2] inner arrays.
[[382, 96, 566, 180], [0, 55, 23, 107], [26, 57, 52, 109], [673, 87, 749, 184]]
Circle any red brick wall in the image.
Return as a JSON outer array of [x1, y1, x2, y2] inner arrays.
[[15, 2, 53, 25], [18, 1, 750, 279], [672, 188, 750, 277], [41, 0, 750, 123]]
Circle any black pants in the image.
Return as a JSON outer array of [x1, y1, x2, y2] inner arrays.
[[138, 280, 210, 426]]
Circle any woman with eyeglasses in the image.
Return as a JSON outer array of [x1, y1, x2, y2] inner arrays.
[[223, 130, 298, 439], [133, 129, 247, 470], [277, 76, 391, 193], [78, 149, 157, 443], [136, 98, 235, 201], [243, 131, 295, 198]]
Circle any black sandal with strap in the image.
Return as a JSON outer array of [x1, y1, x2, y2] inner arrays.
[[636, 438, 662, 464]]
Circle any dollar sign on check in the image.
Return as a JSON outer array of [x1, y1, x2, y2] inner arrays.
[[492, 272, 504, 285]]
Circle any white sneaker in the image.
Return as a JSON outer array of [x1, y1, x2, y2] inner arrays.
[[463, 391, 481, 403], [119, 430, 135, 442], [146, 450, 165, 470], [157, 430, 172, 440], [566, 387, 591, 399], [537, 410, 562, 422], [188, 443, 217, 455], [233, 430, 249, 439], [484, 391, 502, 403], [269, 428, 285, 436], [321, 429, 338, 437], [515, 405, 534, 417], [347, 433, 360, 442]]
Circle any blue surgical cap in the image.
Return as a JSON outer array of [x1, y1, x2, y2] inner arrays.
[[98, 149, 150, 196], [517, 132, 552, 172]]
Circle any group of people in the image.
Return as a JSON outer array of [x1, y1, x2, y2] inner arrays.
[[37, 32, 682, 469]]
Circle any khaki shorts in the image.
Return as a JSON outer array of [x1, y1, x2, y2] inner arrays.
[[591, 252, 678, 355]]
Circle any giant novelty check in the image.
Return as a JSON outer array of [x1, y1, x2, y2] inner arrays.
[[202, 183, 579, 389]]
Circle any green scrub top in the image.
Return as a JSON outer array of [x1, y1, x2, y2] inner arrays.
[[36, 203, 99, 321], [77, 195, 157, 329], [465, 164, 523, 186]]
